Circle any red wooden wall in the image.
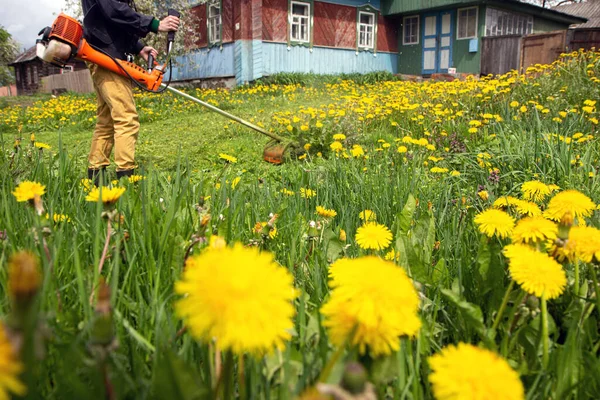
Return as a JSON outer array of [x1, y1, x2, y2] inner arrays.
[[188, 0, 398, 53]]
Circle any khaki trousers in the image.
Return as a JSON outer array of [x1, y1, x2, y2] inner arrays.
[[87, 63, 140, 172]]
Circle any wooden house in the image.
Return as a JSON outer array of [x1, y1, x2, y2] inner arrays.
[[174, 0, 399, 85], [389, 0, 586, 76], [9, 46, 86, 95], [175, 0, 585, 84]]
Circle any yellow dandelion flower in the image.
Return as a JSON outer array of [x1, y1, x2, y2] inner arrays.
[[504, 244, 566, 299], [128, 175, 145, 184], [563, 226, 600, 263], [513, 199, 542, 217], [300, 188, 316, 198], [218, 153, 237, 163], [351, 145, 365, 158], [339, 229, 347, 241], [474, 209, 515, 239], [80, 178, 95, 192], [316, 206, 337, 219], [333, 133, 346, 141], [0, 324, 26, 400], [511, 216, 557, 244], [330, 141, 343, 152], [544, 190, 595, 222], [358, 210, 376, 222], [384, 248, 399, 261], [280, 188, 295, 196], [34, 142, 51, 150], [231, 176, 241, 189], [355, 222, 392, 250], [430, 167, 449, 174], [397, 146, 408, 154], [321, 257, 421, 356], [12, 181, 46, 202], [477, 190, 489, 201], [510, 101, 520, 108], [450, 170, 461, 177], [493, 196, 520, 209], [429, 343, 524, 400], [85, 186, 126, 205], [175, 244, 296, 355], [8, 251, 42, 300], [45, 213, 71, 223], [521, 180, 552, 202]]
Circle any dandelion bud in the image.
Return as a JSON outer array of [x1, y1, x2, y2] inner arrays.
[[308, 221, 319, 238], [200, 214, 211, 227], [339, 229, 347, 242], [8, 251, 41, 302], [340, 362, 368, 395]]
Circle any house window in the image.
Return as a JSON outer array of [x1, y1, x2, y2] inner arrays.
[[15, 68, 20, 82], [26, 66, 31, 85], [63, 65, 74, 73], [358, 11, 376, 49], [403, 15, 419, 45], [457, 7, 478, 39], [208, 2, 222, 45], [290, 1, 310, 43], [485, 8, 533, 37]]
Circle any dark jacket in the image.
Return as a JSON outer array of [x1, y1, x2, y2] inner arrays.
[[82, 0, 159, 60]]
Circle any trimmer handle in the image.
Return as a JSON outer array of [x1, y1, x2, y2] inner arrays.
[[147, 54, 154, 72], [167, 9, 180, 43]]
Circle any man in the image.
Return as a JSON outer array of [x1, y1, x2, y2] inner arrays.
[[82, 0, 180, 181]]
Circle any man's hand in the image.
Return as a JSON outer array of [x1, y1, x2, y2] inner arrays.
[[139, 46, 158, 62], [158, 16, 180, 33]]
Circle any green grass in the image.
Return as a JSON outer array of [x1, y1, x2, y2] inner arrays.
[[1, 51, 600, 399]]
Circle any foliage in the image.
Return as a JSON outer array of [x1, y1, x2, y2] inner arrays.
[[0, 50, 600, 399], [0, 25, 19, 87]]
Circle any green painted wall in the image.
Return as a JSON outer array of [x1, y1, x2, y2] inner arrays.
[[397, 5, 485, 75], [533, 18, 570, 33], [384, 0, 475, 15]]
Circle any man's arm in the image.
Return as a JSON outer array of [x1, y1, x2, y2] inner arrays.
[[95, 0, 159, 37]]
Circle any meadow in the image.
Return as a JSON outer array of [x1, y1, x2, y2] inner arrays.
[[0, 50, 599, 399]]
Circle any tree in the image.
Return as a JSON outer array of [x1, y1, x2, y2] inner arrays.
[[520, 0, 586, 7], [0, 25, 19, 88], [62, 0, 204, 57]]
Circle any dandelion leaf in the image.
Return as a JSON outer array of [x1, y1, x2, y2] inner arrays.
[[441, 289, 486, 337], [151, 348, 208, 400]]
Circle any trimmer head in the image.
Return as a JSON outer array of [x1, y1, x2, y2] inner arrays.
[[263, 143, 287, 165]]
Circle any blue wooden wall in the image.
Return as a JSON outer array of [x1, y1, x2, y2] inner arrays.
[[169, 43, 235, 81], [262, 43, 398, 76]]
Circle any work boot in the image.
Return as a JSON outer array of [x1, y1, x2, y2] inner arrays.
[[88, 167, 107, 187], [116, 169, 135, 180]]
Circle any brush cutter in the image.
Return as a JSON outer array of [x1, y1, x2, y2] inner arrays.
[[36, 11, 295, 164]]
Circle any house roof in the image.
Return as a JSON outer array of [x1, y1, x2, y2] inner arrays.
[[8, 46, 38, 66], [554, 0, 600, 29], [383, 0, 588, 25]]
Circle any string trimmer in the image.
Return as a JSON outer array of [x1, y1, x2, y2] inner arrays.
[[36, 11, 295, 164]]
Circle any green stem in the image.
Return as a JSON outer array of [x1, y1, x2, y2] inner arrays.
[[492, 280, 515, 333], [590, 266, 600, 315], [541, 295, 549, 370], [574, 261, 580, 297], [238, 355, 246, 400]]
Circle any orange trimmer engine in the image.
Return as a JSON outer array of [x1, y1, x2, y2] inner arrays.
[[37, 13, 164, 91]]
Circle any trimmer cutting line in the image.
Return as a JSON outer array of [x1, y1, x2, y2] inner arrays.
[[36, 11, 295, 164]]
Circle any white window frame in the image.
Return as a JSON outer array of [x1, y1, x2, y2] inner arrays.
[[290, 1, 311, 43], [457, 6, 478, 40], [484, 8, 533, 37], [403, 15, 420, 45], [358, 11, 376, 49], [208, 2, 222, 45]]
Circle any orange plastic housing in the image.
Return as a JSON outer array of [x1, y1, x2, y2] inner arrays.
[[50, 13, 83, 50]]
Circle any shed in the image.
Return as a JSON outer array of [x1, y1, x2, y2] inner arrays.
[[9, 46, 86, 95], [555, 0, 600, 50]]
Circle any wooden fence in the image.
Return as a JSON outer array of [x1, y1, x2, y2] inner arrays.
[[41, 69, 94, 94], [520, 30, 567, 71], [481, 35, 522, 76], [481, 30, 570, 76], [0, 85, 16, 97]]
